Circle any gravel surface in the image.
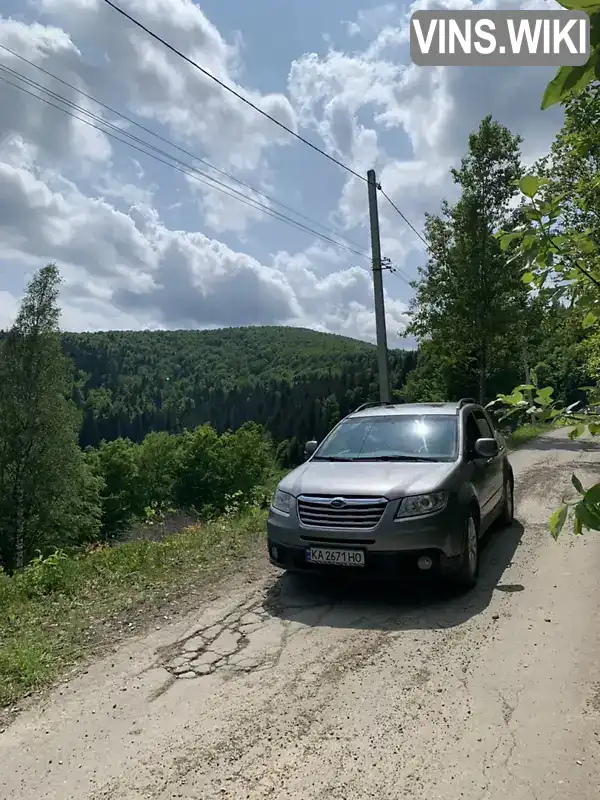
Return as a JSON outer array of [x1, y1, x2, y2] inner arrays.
[[2, 429, 600, 799]]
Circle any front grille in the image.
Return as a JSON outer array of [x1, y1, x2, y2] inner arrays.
[[297, 496, 387, 529]]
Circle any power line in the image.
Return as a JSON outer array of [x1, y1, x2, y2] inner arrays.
[[1, 64, 415, 291], [0, 64, 370, 259], [381, 257, 412, 287], [102, 0, 367, 184], [0, 43, 367, 255], [0, 57, 418, 290], [389, 265, 413, 286], [378, 187, 429, 248], [103, 0, 427, 263]]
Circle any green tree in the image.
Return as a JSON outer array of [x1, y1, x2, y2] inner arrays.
[[174, 424, 221, 512], [496, 71, 600, 537], [408, 116, 527, 404], [322, 394, 341, 432], [88, 438, 141, 536], [506, 85, 600, 320], [0, 265, 103, 570], [174, 422, 273, 515], [136, 431, 183, 512]]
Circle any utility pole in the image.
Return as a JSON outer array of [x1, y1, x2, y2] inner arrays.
[[367, 169, 391, 403]]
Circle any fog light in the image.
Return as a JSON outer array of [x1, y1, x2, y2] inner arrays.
[[271, 546, 279, 561], [417, 555, 433, 571]]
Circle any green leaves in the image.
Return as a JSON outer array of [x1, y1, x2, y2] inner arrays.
[[582, 310, 597, 328], [556, 0, 600, 11], [549, 505, 568, 539], [584, 482, 600, 504], [568, 422, 586, 439], [519, 175, 546, 198], [515, 384, 536, 392], [542, 59, 598, 110], [407, 115, 527, 407], [574, 499, 600, 531], [499, 230, 523, 251], [493, 368, 600, 539], [542, 8, 600, 109], [535, 386, 554, 406], [548, 475, 600, 538]]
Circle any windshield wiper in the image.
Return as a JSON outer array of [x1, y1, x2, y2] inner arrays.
[[311, 456, 353, 461], [353, 455, 440, 462]]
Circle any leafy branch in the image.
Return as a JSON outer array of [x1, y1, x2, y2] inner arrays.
[[541, 1, 600, 110], [488, 370, 600, 538]]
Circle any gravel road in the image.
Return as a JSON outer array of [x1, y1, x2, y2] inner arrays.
[[2, 430, 600, 799]]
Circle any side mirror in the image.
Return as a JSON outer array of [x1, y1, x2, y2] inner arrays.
[[474, 437, 499, 459], [304, 440, 318, 459]]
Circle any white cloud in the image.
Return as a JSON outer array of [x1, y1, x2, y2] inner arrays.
[[289, 0, 564, 261], [0, 149, 411, 342], [35, 0, 297, 173]]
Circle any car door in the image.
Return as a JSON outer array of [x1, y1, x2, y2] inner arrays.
[[473, 408, 504, 512], [464, 411, 495, 514]]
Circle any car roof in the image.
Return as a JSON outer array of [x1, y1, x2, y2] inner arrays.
[[347, 402, 474, 420]]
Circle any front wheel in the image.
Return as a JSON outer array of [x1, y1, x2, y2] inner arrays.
[[450, 513, 479, 592], [500, 474, 514, 527]]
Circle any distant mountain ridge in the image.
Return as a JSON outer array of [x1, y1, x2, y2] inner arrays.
[[61, 326, 417, 463]]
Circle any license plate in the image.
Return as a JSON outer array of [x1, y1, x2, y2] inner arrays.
[[306, 547, 365, 567]]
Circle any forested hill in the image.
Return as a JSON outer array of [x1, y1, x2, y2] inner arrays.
[[62, 326, 417, 463]]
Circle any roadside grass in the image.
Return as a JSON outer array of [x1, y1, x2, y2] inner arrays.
[[0, 505, 269, 710], [505, 422, 556, 450]]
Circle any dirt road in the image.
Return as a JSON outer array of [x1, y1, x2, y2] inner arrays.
[[2, 430, 600, 799]]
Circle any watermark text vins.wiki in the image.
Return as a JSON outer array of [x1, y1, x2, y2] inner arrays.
[[410, 10, 590, 67]]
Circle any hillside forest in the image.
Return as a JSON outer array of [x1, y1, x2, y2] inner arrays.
[[0, 80, 599, 571]]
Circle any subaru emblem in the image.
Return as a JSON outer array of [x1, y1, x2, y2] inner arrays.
[[330, 497, 346, 508]]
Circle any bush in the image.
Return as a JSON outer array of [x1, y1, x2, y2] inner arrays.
[[174, 422, 274, 516], [87, 421, 277, 540], [13, 550, 79, 598]]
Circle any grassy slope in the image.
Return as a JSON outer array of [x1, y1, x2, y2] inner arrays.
[[505, 422, 556, 450], [0, 508, 268, 710]]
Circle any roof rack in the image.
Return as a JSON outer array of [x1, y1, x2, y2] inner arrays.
[[458, 397, 478, 409], [353, 400, 395, 413]]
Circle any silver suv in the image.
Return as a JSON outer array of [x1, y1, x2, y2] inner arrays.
[[267, 399, 514, 590]]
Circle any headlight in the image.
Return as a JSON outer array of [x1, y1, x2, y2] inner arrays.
[[271, 488, 292, 514], [395, 492, 448, 519]]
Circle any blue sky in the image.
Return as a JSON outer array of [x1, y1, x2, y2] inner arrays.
[[0, 0, 563, 345]]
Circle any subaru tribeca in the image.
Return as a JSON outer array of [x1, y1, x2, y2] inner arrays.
[[267, 399, 514, 590]]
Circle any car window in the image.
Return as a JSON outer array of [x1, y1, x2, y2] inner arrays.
[[483, 409, 497, 432], [313, 414, 458, 462], [473, 410, 494, 439], [465, 413, 480, 451]]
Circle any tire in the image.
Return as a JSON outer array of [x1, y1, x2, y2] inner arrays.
[[450, 512, 479, 592], [500, 473, 514, 527]]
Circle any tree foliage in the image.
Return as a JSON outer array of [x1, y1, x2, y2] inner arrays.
[[407, 116, 529, 404], [496, 69, 600, 537], [0, 265, 103, 570], [87, 422, 275, 538], [61, 327, 416, 465], [541, 1, 600, 110]]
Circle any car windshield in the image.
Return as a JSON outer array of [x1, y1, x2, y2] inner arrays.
[[313, 414, 458, 462]]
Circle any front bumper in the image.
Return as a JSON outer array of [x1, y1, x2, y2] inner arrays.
[[266, 495, 465, 579], [267, 539, 461, 579]]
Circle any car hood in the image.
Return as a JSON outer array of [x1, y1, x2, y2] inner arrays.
[[279, 459, 457, 499]]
